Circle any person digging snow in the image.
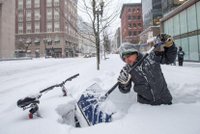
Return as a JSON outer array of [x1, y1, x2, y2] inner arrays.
[[118, 33, 177, 105]]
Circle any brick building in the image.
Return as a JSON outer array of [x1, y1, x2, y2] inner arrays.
[[0, 0, 15, 59], [120, 3, 143, 44], [15, 0, 78, 58]]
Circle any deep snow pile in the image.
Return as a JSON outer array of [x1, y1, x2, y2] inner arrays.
[[0, 55, 200, 134]]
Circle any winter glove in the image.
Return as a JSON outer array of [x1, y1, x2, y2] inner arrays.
[[154, 34, 174, 51], [164, 37, 173, 48], [118, 65, 131, 85]]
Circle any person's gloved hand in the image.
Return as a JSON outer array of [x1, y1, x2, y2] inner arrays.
[[164, 37, 173, 48], [118, 65, 131, 85], [154, 34, 174, 51], [156, 34, 174, 48]]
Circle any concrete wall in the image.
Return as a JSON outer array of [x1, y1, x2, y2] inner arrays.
[[0, 0, 15, 59]]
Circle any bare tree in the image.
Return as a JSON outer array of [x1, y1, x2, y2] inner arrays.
[[78, 0, 121, 70], [53, 0, 120, 70]]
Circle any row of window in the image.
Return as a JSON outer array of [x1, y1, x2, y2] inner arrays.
[[128, 15, 142, 21], [164, 2, 200, 36], [127, 8, 140, 13], [163, 2, 200, 61], [18, 14, 60, 22], [18, 0, 60, 9], [18, 7, 60, 21], [18, 0, 41, 9], [128, 23, 142, 28], [18, 21, 60, 34], [18, 28, 76, 36], [18, 28, 60, 34], [128, 31, 141, 36]]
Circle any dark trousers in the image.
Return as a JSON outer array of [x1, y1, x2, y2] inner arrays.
[[178, 59, 183, 66]]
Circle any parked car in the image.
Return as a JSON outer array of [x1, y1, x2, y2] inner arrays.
[[83, 54, 91, 58]]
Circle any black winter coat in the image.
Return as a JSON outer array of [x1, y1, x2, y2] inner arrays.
[[119, 44, 177, 105]]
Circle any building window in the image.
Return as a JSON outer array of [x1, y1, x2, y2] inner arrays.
[[136, 8, 140, 13], [128, 8, 131, 12], [128, 31, 132, 36], [180, 10, 187, 34], [35, 29, 40, 33], [26, 22, 32, 33], [34, 9, 40, 20], [18, 30, 23, 34], [18, 22, 23, 34], [187, 4, 197, 32], [133, 23, 136, 29], [35, 21, 40, 33], [128, 23, 132, 28], [26, 10, 32, 21], [54, 21, 60, 32], [47, 8, 52, 21], [18, 22, 23, 27], [54, 14, 60, 20], [54, 0, 60, 7], [128, 15, 131, 20], [47, 22, 52, 32], [18, 0, 23, 10], [54, 9, 60, 20], [47, 28, 52, 32], [47, 15, 52, 21], [26, 29, 32, 33], [18, 16, 23, 22], [26, 0, 32, 8], [47, 0, 52, 7], [138, 23, 142, 28], [138, 16, 141, 20], [34, 0, 40, 8], [132, 16, 136, 20]]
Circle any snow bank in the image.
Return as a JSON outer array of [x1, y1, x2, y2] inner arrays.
[[0, 55, 200, 134]]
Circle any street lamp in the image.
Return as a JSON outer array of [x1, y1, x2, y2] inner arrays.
[[43, 38, 48, 58]]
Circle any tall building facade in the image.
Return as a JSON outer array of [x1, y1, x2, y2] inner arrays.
[[160, 0, 200, 62], [140, 0, 187, 45], [162, 0, 188, 15], [0, 0, 15, 59], [120, 3, 143, 44], [15, 0, 78, 58], [142, 0, 162, 29], [78, 17, 95, 56], [114, 27, 121, 49]]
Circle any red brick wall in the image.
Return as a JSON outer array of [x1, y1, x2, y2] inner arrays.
[[121, 4, 143, 44]]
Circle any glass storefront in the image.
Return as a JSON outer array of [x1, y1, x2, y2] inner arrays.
[[187, 4, 197, 32], [179, 10, 187, 34], [180, 38, 189, 60], [163, 1, 200, 61], [188, 36, 199, 61]]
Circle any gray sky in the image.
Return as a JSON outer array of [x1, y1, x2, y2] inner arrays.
[[78, 0, 141, 38]]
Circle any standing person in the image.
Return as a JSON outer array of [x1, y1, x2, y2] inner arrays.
[[178, 46, 185, 66], [118, 34, 177, 105]]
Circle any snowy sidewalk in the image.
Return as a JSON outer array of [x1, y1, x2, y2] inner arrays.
[[0, 55, 200, 134]]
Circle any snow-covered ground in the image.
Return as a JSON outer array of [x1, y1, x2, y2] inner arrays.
[[0, 54, 200, 134]]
